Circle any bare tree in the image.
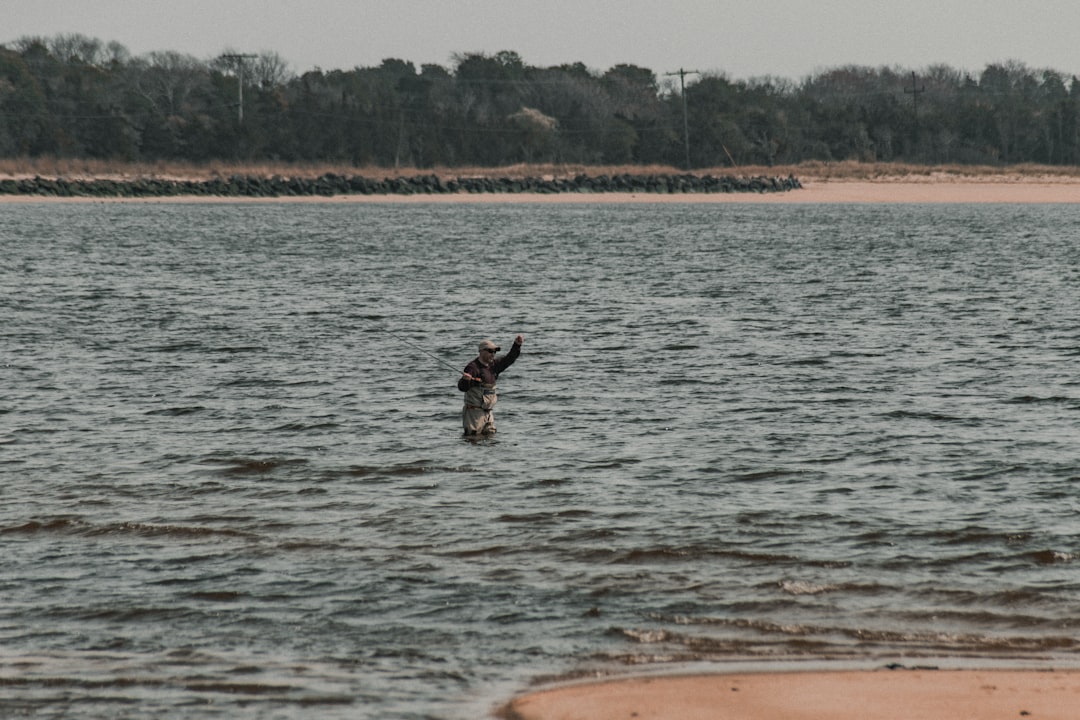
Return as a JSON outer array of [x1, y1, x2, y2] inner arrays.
[[251, 51, 293, 89], [48, 33, 106, 66], [128, 51, 207, 116]]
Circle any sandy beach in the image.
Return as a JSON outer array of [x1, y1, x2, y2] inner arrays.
[[499, 668, 1080, 720], [764, 177, 1080, 204], [756, 178, 1080, 204]]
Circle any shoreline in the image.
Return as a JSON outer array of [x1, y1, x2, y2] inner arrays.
[[498, 666, 1080, 719], [3, 178, 1080, 204]]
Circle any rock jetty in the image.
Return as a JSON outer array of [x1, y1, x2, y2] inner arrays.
[[0, 172, 801, 198]]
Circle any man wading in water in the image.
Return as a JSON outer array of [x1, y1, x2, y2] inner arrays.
[[458, 335, 524, 436]]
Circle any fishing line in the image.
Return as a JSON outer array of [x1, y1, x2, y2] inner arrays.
[[365, 319, 465, 375]]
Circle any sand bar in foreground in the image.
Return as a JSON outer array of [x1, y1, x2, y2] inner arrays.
[[2, 179, 1080, 204], [499, 668, 1080, 720]]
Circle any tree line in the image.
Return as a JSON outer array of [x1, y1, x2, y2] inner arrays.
[[3, 33, 1080, 169]]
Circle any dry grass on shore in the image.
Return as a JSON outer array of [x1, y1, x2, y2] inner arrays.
[[3, 157, 1080, 183]]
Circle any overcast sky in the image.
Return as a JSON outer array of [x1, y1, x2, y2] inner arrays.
[[6, 0, 1080, 82]]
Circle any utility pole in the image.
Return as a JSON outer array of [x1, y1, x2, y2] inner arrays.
[[222, 53, 256, 123], [665, 68, 699, 169], [904, 71, 925, 144]]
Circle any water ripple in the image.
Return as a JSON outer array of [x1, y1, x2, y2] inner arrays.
[[2, 201, 1079, 718]]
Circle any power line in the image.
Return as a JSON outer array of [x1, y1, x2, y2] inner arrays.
[[904, 71, 926, 140], [221, 53, 257, 123], [665, 68, 699, 169]]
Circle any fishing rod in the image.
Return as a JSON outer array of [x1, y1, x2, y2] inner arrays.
[[367, 321, 465, 375]]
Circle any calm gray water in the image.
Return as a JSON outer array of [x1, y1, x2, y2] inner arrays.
[[3, 200, 1079, 718]]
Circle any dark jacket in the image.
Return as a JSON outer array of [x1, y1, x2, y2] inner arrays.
[[457, 342, 521, 391]]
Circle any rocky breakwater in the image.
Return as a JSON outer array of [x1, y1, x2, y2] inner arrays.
[[0, 172, 801, 198]]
